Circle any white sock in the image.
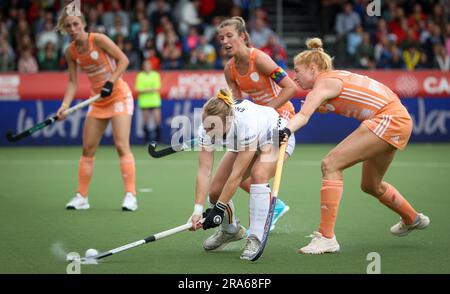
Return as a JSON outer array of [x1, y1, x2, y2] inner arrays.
[[221, 200, 238, 234], [249, 183, 271, 241]]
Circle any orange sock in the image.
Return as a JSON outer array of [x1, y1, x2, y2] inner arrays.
[[120, 153, 136, 195], [378, 183, 417, 224], [319, 179, 343, 238], [77, 156, 94, 197], [240, 178, 251, 193]]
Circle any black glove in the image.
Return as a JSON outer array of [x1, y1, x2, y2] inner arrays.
[[202, 201, 226, 230], [101, 81, 114, 98], [278, 127, 291, 145]]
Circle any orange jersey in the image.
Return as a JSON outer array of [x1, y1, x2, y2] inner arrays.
[[69, 33, 130, 96], [229, 48, 295, 120], [316, 70, 401, 120], [69, 33, 133, 118], [316, 70, 412, 149]]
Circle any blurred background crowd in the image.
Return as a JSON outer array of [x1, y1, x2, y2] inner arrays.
[[0, 0, 448, 73]]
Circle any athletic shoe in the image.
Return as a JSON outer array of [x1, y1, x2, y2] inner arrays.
[[390, 213, 430, 237], [298, 231, 340, 254], [240, 235, 261, 260], [122, 193, 138, 211], [203, 222, 247, 251], [271, 199, 290, 231], [66, 193, 90, 210]]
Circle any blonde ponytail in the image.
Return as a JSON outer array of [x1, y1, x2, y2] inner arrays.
[[203, 89, 234, 118], [306, 38, 324, 50], [294, 37, 333, 71], [216, 89, 234, 106]]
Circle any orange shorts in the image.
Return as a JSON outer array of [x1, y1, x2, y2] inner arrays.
[[87, 84, 134, 119], [362, 101, 412, 150]]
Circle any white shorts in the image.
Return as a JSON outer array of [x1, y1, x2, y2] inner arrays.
[[258, 117, 296, 156], [280, 117, 296, 156]]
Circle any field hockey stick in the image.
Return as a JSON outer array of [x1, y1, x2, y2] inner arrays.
[[68, 218, 205, 264], [5, 94, 101, 143], [147, 138, 198, 158], [249, 143, 288, 262]]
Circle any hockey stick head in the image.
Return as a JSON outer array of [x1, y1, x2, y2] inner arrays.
[[66, 256, 99, 265], [147, 139, 198, 158], [148, 142, 157, 152], [5, 130, 18, 143], [66, 251, 99, 265], [147, 141, 166, 158]]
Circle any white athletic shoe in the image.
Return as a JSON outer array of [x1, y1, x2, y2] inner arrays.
[[240, 234, 261, 260], [66, 193, 90, 210], [122, 193, 138, 211], [203, 223, 247, 251], [298, 231, 340, 254], [390, 213, 430, 237]]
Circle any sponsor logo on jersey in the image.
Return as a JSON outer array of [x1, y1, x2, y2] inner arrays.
[[250, 72, 260, 82], [90, 50, 99, 60]]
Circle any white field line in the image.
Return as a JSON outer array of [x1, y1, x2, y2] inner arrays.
[[138, 188, 153, 193], [1, 159, 450, 168]]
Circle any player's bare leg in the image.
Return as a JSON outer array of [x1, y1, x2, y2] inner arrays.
[[112, 115, 137, 211], [301, 124, 397, 254], [66, 117, 109, 210], [361, 149, 430, 237]]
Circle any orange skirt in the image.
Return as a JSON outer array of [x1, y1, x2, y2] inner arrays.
[[362, 101, 412, 150], [87, 83, 134, 119]]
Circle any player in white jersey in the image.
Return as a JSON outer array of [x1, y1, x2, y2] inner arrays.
[[188, 89, 295, 260]]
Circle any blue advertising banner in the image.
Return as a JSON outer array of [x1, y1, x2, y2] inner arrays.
[[0, 98, 449, 146]]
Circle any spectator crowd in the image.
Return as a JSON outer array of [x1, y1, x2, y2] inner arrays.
[[0, 0, 287, 73], [321, 0, 449, 71], [0, 0, 448, 73]]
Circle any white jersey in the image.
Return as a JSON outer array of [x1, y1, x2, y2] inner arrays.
[[198, 99, 280, 152]]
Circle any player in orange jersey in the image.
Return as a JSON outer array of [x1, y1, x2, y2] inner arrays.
[[217, 17, 298, 231], [55, 4, 137, 211], [279, 38, 430, 254]]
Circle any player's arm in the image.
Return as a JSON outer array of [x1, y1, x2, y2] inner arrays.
[[224, 62, 242, 99], [203, 149, 255, 230], [94, 34, 129, 82], [218, 149, 255, 204], [190, 146, 214, 230], [94, 33, 129, 98], [134, 74, 144, 94], [285, 78, 342, 133], [255, 51, 298, 109], [57, 49, 78, 120], [195, 147, 214, 208], [203, 137, 257, 230], [147, 72, 161, 93], [218, 121, 258, 205]]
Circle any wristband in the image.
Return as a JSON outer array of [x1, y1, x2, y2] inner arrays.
[[193, 204, 204, 216], [270, 67, 287, 84]]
